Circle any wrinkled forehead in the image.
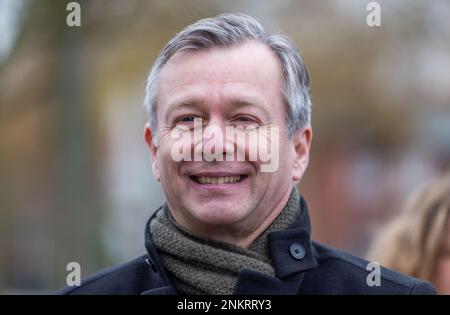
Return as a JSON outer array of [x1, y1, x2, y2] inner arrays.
[[157, 41, 284, 109]]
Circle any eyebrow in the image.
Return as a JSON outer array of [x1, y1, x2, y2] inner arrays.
[[164, 94, 271, 119], [227, 99, 271, 118]]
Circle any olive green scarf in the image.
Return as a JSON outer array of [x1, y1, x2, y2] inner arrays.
[[150, 188, 300, 295]]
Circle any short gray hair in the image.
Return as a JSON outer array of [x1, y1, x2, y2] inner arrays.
[[144, 13, 311, 138]]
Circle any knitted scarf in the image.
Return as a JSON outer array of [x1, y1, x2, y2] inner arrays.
[[150, 188, 300, 295]]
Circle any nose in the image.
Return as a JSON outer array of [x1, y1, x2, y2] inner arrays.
[[197, 118, 234, 161]]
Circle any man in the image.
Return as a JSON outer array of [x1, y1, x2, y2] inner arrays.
[[60, 13, 436, 295]]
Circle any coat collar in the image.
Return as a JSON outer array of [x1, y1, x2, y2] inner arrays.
[[269, 197, 318, 278], [234, 196, 318, 294], [142, 206, 176, 295], [142, 195, 318, 295]]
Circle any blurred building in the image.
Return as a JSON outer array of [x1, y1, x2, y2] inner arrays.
[[0, 0, 449, 293]]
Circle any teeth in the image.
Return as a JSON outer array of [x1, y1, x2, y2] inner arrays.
[[196, 176, 242, 184]]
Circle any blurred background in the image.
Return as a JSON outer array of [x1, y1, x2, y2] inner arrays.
[[0, 0, 449, 293]]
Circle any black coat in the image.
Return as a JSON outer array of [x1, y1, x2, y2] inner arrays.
[[59, 197, 436, 295]]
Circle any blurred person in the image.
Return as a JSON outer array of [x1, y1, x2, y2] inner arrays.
[[368, 173, 450, 294], [59, 13, 435, 295]]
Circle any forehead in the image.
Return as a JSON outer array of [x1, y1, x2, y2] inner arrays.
[[157, 41, 283, 109]]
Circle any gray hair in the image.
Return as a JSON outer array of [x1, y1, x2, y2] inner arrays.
[[144, 13, 311, 139]]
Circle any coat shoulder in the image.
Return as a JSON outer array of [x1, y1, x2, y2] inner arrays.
[[302, 242, 436, 295], [57, 255, 158, 295]]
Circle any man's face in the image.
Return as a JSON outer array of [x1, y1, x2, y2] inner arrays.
[[145, 41, 311, 239]]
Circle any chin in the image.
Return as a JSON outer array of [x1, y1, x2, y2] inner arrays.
[[191, 203, 249, 226]]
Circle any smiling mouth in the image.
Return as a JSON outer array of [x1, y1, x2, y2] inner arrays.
[[190, 175, 247, 184]]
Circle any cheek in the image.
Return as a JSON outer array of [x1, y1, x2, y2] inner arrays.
[[251, 127, 290, 172], [276, 137, 295, 167], [156, 137, 182, 176]]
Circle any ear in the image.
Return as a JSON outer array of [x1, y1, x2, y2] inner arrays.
[[144, 123, 160, 181], [292, 126, 312, 182]]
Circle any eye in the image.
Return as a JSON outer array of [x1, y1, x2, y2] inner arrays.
[[180, 116, 195, 123], [233, 115, 260, 125], [237, 116, 252, 122], [174, 115, 204, 129], [176, 115, 198, 124]]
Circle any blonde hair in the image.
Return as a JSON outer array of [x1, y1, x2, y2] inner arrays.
[[368, 173, 450, 282]]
